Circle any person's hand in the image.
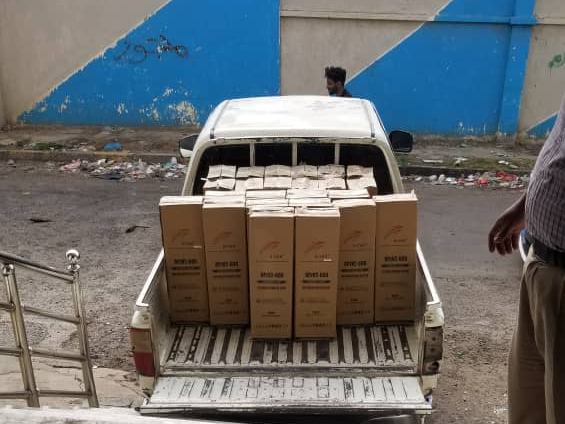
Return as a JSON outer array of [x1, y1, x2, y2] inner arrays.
[[488, 195, 526, 255]]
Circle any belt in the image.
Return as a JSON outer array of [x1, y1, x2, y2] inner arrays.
[[531, 236, 565, 269]]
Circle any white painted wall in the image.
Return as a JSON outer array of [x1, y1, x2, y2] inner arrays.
[[520, 24, 565, 131], [0, 0, 168, 123]]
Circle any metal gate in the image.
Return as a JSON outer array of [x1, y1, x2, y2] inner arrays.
[[0, 249, 98, 407]]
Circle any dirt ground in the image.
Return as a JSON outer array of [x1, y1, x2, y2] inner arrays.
[[0, 163, 524, 423]]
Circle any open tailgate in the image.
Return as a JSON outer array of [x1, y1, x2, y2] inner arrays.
[[141, 375, 430, 416]]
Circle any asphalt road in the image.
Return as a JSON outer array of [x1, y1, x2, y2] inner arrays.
[[0, 164, 524, 423]]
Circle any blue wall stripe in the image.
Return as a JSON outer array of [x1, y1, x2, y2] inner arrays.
[[346, 0, 538, 136], [18, 0, 280, 126], [527, 114, 557, 138], [347, 2, 512, 136], [498, 0, 536, 135]]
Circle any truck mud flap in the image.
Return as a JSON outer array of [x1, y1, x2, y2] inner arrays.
[[140, 376, 431, 416]]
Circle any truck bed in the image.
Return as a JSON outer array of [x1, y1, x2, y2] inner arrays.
[[163, 324, 418, 373], [141, 322, 429, 416]]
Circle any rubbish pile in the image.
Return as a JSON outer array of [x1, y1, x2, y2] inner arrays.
[[58, 158, 186, 181], [405, 171, 529, 189]]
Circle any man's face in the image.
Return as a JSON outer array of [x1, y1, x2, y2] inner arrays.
[[326, 78, 339, 95]]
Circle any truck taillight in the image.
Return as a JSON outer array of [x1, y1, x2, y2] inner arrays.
[[130, 327, 155, 377]]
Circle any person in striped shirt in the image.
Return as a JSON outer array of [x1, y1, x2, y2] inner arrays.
[[489, 95, 565, 424]]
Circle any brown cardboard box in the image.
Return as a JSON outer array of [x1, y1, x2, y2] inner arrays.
[[333, 199, 376, 325], [245, 190, 287, 199], [204, 194, 245, 204], [294, 207, 340, 339], [202, 202, 249, 325], [264, 176, 292, 189], [318, 178, 346, 190], [374, 192, 418, 322], [346, 165, 374, 179], [288, 198, 331, 207], [248, 210, 294, 339], [346, 176, 378, 196], [286, 189, 328, 199], [291, 177, 319, 190], [159, 196, 209, 323], [236, 166, 265, 179], [265, 164, 292, 177], [328, 189, 370, 200], [291, 165, 318, 178], [245, 198, 289, 207], [203, 178, 236, 191]]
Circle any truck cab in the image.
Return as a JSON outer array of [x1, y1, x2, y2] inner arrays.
[[131, 96, 444, 422]]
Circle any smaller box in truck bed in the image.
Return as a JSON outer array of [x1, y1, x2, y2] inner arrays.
[[159, 196, 209, 323], [248, 208, 295, 339], [294, 206, 340, 339], [202, 201, 249, 325], [374, 192, 418, 322]]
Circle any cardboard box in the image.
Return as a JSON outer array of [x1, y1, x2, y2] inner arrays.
[[328, 189, 370, 200], [291, 177, 319, 190], [236, 166, 265, 179], [333, 199, 376, 325], [292, 165, 318, 178], [245, 190, 287, 199], [265, 165, 292, 177], [245, 198, 290, 207], [202, 202, 249, 325], [286, 189, 328, 199], [159, 196, 209, 323], [248, 210, 294, 339], [374, 192, 418, 322], [294, 207, 340, 339], [234, 178, 264, 193], [264, 176, 292, 189], [207, 164, 236, 179], [318, 164, 345, 178], [204, 193, 245, 204], [347, 176, 378, 196], [203, 178, 236, 191], [346, 165, 373, 179], [318, 178, 346, 190], [288, 198, 332, 207]]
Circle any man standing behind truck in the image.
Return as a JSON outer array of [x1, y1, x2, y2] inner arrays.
[[325, 66, 353, 97], [488, 94, 565, 424]]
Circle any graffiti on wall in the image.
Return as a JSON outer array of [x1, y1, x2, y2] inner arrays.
[[549, 53, 565, 70], [113, 34, 188, 64]]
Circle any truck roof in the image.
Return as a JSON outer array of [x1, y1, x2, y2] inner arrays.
[[204, 95, 388, 142]]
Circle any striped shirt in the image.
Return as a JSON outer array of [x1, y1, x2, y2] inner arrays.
[[526, 95, 565, 252]]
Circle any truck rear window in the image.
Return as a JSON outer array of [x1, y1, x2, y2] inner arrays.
[[193, 142, 393, 195]]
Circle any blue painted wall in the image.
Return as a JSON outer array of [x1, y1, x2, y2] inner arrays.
[[19, 0, 280, 126], [346, 0, 536, 136], [17, 0, 545, 137]]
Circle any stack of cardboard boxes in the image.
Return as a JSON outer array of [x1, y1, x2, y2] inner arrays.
[[159, 165, 418, 340]]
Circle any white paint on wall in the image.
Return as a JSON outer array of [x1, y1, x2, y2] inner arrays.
[[0, 0, 170, 123], [519, 25, 565, 131], [535, 0, 565, 21]]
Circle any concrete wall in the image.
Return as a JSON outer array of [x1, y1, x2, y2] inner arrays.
[[0, 0, 280, 126], [0, 0, 169, 123], [1, 0, 565, 138], [519, 0, 565, 136]]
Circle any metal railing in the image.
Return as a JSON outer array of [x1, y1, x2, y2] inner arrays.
[[0, 250, 98, 407]]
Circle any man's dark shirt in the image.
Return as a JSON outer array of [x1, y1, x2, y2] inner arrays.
[[338, 89, 352, 98]]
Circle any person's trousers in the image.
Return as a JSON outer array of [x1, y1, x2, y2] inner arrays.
[[508, 248, 565, 424]]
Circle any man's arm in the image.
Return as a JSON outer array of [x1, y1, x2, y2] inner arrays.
[[488, 192, 526, 255]]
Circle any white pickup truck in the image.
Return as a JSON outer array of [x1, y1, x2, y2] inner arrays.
[[130, 96, 444, 423]]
